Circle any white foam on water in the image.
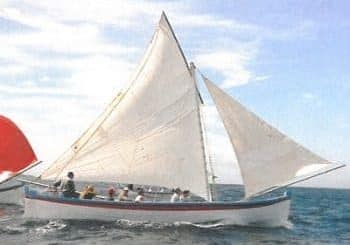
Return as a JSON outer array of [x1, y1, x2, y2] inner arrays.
[[282, 220, 294, 230], [35, 220, 67, 234]]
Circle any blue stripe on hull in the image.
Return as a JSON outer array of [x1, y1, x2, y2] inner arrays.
[[24, 187, 290, 211]]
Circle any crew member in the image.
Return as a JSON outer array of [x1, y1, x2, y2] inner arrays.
[[108, 186, 116, 201], [81, 185, 96, 199], [118, 187, 129, 201], [135, 189, 145, 203], [62, 171, 79, 198], [170, 188, 181, 202]]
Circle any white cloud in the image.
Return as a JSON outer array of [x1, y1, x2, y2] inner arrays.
[[172, 14, 255, 30], [63, 55, 134, 101], [0, 64, 29, 76], [1, 0, 341, 189], [0, 84, 77, 96], [13, 0, 160, 28], [262, 20, 318, 41], [1, 94, 105, 170], [302, 92, 323, 107], [0, 1, 263, 180], [195, 49, 256, 88], [11, 0, 247, 30], [302, 92, 316, 100], [255, 75, 270, 82]]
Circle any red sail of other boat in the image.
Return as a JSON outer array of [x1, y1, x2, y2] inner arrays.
[[0, 115, 37, 178]]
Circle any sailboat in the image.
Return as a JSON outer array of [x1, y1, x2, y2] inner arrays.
[[0, 115, 40, 205], [23, 12, 344, 226]]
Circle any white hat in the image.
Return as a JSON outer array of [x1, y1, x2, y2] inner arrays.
[[123, 187, 129, 191]]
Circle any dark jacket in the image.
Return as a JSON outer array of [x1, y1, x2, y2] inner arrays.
[[63, 179, 75, 193], [62, 179, 79, 198]]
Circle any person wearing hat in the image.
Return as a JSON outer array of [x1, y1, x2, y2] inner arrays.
[[134, 189, 145, 203], [62, 171, 79, 198], [118, 187, 129, 201], [170, 187, 181, 202]]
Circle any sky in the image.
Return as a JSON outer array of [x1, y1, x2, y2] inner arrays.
[[0, 0, 349, 188]]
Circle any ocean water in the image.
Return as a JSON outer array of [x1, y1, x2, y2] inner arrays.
[[0, 186, 349, 244]]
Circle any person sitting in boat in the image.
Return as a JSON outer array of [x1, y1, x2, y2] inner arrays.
[[107, 186, 116, 201], [180, 190, 191, 202], [81, 185, 96, 200], [118, 187, 129, 201], [127, 184, 138, 200], [170, 187, 181, 202], [135, 189, 145, 203], [128, 184, 134, 191], [46, 179, 61, 195], [62, 171, 80, 198]]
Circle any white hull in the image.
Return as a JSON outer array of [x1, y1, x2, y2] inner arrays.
[[0, 183, 24, 205], [24, 191, 290, 227]]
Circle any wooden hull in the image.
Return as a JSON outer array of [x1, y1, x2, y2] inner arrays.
[[24, 187, 291, 227]]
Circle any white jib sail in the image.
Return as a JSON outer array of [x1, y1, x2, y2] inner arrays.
[[203, 76, 344, 198], [41, 13, 209, 199]]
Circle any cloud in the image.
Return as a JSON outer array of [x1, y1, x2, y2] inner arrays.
[[0, 1, 328, 183], [0, 1, 261, 179], [302, 92, 323, 107], [0, 95, 97, 163], [192, 20, 316, 89], [172, 13, 257, 30], [262, 20, 318, 41], [63, 55, 134, 101], [10, 0, 257, 30], [0, 16, 136, 172], [0, 84, 78, 96], [302, 92, 316, 100], [254, 75, 270, 82], [195, 49, 256, 88]]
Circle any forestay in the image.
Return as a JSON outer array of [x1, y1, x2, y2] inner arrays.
[[41, 13, 209, 199], [203, 76, 344, 198]]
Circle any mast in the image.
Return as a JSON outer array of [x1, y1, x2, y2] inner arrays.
[[190, 62, 214, 202], [200, 104, 217, 200]]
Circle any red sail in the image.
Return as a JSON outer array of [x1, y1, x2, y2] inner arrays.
[[0, 115, 37, 174]]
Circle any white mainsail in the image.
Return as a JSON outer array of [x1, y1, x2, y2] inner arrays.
[[203, 76, 344, 198], [41, 13, 210, 199]]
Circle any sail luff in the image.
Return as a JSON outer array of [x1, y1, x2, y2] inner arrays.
[[159, 14, 203, 102], [202, 75, 341, 198], [159, 12, 190, 73]]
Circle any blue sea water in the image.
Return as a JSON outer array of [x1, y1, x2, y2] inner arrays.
[[0, 186, 349, 244]]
